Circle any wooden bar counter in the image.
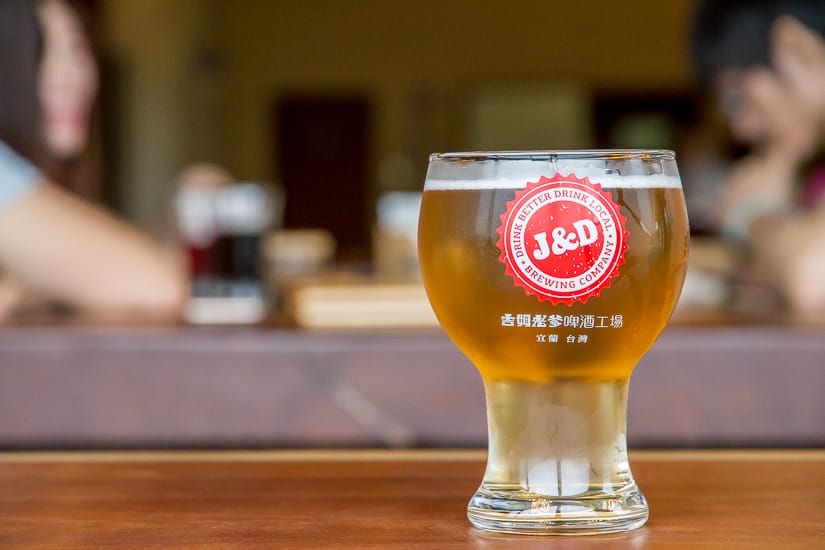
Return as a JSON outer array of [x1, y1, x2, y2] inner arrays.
[[0, 449, 822, 548], [0, 325, 823, 448]]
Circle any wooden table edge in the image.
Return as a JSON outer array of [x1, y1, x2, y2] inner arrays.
[[0, 448, 822, 464]]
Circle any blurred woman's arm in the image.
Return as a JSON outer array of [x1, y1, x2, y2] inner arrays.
[[0, 180, 188, 322], [748, 205, 825, 316]]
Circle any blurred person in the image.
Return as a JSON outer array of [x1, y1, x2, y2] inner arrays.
[[0, 0, 187, 322], [692, 0, 825, 315]]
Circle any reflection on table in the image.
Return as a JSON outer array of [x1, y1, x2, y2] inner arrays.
[[0, 449, 822, 548]]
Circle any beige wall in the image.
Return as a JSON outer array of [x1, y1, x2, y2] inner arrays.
[[103, 0, 222, 223], [102, 0, 697, 219], [216, 0, 697, 183]]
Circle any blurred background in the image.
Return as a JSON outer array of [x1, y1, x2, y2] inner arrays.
[[1, 0, 822, 450], [96, 0, 705, 246], [89, 0, 728, 323]]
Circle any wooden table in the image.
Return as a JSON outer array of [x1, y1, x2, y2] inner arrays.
[[0, 450, 822, 548]]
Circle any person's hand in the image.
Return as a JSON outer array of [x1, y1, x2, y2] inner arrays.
[[772, 16, 825, 140], [751, 16, 825, 164], [720, 17, 825, 166]]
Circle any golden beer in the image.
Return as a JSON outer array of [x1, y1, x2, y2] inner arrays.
[[419, 187, 688, 381], [418, 151, 688, 535]]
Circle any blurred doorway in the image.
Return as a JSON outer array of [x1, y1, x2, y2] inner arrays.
[[275, 96, 371, 260]]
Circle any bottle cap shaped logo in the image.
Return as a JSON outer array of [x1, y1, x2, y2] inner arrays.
[[497, 174, 628, 305]]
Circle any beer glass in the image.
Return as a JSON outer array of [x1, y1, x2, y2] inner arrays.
[[418, 151, 688, 535]]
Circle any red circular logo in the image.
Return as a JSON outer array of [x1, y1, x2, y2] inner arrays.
[[496, 174, 628, 305]]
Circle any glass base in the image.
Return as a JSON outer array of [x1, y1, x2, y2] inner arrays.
[[467, 483, 648, 535]]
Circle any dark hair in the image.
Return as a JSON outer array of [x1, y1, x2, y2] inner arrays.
[[0, 0, 47, 166], [692, 0, 825, 86]]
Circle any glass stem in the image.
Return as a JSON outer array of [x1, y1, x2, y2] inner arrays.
[[482, 378, 634, 496]]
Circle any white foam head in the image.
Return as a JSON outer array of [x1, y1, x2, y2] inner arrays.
[[423, 150, 682, 190], [424, 174, 680, 190]]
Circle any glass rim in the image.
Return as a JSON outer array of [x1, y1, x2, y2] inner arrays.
[[429, 149, 675, 162]]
